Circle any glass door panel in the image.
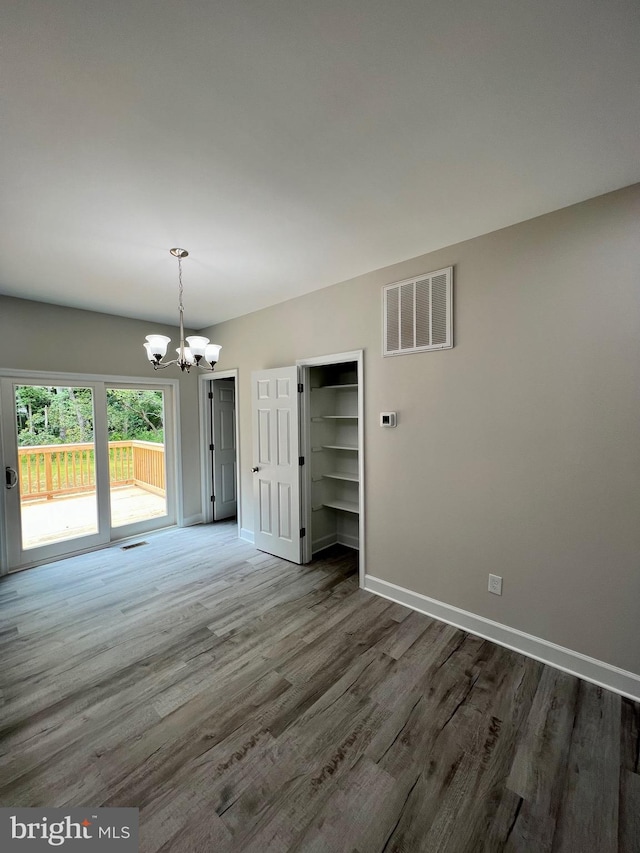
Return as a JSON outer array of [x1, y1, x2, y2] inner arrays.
[[14, 384, 99, 551], [106, 388, 167, 528]]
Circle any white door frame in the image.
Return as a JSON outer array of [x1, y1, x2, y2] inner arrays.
[[0, 368, 181, 574], [198, 369, 241, 529], [297, 350, 364, 587]]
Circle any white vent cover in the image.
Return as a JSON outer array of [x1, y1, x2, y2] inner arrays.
[[383, 267, 453, 356]]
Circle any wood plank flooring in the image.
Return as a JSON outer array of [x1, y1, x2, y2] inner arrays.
[[1, 523, 638, 852]]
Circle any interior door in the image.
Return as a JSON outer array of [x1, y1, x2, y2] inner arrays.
[[211, 379, 237, 520], [251, 366, 301, 563]]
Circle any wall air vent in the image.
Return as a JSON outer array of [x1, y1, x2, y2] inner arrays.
[[383, 267, 453, 356]]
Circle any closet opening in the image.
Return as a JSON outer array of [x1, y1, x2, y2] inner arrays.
[[298, 352, 364, 586]]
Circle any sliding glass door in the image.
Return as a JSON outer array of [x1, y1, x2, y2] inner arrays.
[[106, 387, 168, 531], [1, 380, 108, 567], [1, 377, 176, 571]]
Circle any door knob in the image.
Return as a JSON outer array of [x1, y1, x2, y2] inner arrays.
[[251, 466, 259, 473], [5, 466, 17, 489]]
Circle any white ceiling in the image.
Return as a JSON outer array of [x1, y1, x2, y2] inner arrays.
[[2, 0, 639, 328]]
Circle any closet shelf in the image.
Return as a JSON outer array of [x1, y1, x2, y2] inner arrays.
[[321, 444, 359, 451], [323, 499, 360, 514], [320, 415, 358, 420], [323, 472, 359, 482], [311, 383, 358, 391]]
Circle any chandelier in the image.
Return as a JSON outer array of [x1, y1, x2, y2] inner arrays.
[[143, 248, 221, 372]]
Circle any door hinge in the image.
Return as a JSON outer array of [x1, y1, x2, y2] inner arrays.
[[211, 495, 215, 502], [299, 456, 304, 466], [300, 527, 306, 538], [208, 391, 214, 399], [298, 382, 303, 393], [209, 443, 214, 451]]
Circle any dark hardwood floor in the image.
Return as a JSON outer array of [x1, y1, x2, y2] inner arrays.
[[1, 523, 638, 852]]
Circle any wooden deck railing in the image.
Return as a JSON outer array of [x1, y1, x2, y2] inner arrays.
[[131, 441, 165, 497], [18, 440, 166, 501]]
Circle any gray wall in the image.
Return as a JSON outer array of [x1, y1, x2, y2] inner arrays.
[[0, 297, 202, 523], [199, 184, 640, 674]]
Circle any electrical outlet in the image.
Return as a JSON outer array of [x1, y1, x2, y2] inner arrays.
[[488, 574, 503, 595]]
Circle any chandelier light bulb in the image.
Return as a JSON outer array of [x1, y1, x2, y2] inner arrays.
[[204, 344, 222, 367], [145, 335, 171, 361], [176, 346, 195, 365], [185, 336, 210, 361]]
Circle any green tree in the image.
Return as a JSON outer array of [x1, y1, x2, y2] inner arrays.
[[15, 385, 95, 446], [106, 390, 164, 442], [14, 386, 163, 446], [48, 387, 94, 443], [15, 385, 54, 442]]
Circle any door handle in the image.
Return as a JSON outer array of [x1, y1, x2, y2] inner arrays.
[[5, 466, 18, 489], [251, 466, 259, 473]]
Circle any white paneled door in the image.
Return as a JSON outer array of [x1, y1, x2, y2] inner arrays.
[[251, 367, 301, 563]]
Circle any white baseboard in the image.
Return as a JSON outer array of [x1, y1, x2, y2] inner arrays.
[[312, 533, 338, 555], [364, 574, 640, 702], [182, 513, 204, 527], [239, 528, 255, 544], [337, 532, 359, 551]]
